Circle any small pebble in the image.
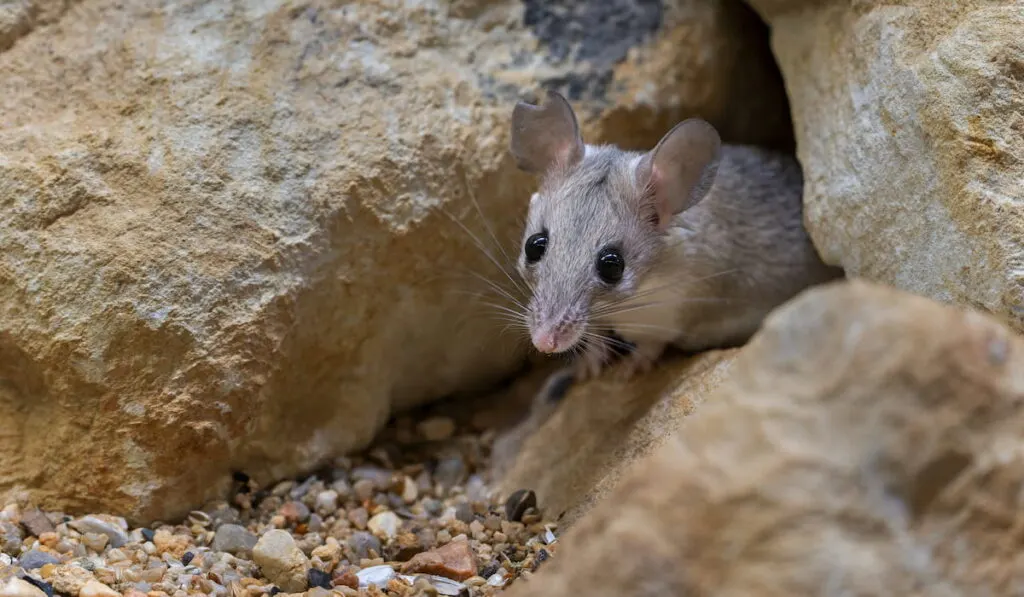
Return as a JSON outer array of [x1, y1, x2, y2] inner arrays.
[[279, 501, 310, 525], [314, 491, 338, 514], [331, 566, 359, 589], [68, 516, 129, 548], [307, 568, 331, 590], [417, 417, 456, 441], [401, 539, 476, 581], [367, 512, 401, 540], [356, 565, 395, 589], [504, 489, 537, 523], [252, 530, 310, 593], [78, 580, 119, 597], [352, 480, 375, 502], [211, 524, 257, 555], [19, 509, 56, 537], [0, 577, 48, 597], [347, 532, 381, 560], [19, 549, 60, 570]]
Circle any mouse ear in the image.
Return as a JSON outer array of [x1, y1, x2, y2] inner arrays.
[[636, 118, 721, 229], [510, 89, 585, 174]]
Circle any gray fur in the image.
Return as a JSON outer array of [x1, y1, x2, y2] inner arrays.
[[509, 92, 843, 378]]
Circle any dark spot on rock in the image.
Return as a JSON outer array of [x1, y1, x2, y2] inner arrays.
[[269, 587, 281, 596], [181, 551, 194, 566], [542, 70, 614, 101], [22, 577, 53, 597], [141, 528, 155, 542], [231, 470, 250, 483], [308, 568, 332, 590], [504, 489, 537, 522], [537, 548, 550, 562], [523, 0, 663, 66]]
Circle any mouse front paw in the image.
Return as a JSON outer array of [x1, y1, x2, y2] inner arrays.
[[571, 341, 612, 382], [612, 342, 665, 381]]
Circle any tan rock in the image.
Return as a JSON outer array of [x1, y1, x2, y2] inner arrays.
[[493, 351, 737, 526], [0, 0, 791, 523], [79, 580, 120, 597], [400, 538, 476, 582], [746, 0, 1024, 332], [50, 564, 95, 596], [252, 529, 309, 593], [0, 577, 47, 597], [502, 279, 1024, 595]]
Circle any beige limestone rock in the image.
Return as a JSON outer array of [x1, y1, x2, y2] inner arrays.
[[493, 350, 737, 527], [502, 279, 1024, 596], [747, 0, 1024, 332], [0, 0, 791, 523]]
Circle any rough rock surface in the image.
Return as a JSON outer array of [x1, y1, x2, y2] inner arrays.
[[747, 0, 1024, 332], [0, 0, 792, 523], [492, 351, 737, 527], [502, 279, 1024, 596]]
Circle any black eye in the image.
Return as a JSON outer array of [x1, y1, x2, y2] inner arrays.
[[524, 231, 548, 264], [596, 247, 625, 284]]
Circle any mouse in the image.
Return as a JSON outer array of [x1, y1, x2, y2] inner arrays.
[[507, 89, 844, 381]]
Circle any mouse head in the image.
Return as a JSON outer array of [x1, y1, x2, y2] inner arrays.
[[509, 89, 721, 355]]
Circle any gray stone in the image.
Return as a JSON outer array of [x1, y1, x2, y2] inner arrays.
[[347, 532, 382, 561], [18, 549, 60, 570], [211, 524, 257, 555]]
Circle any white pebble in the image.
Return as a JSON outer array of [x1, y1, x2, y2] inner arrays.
[[0, 577, 47, 597], [367, 511, 401, 540], [357, 565, 396, 588], [79, 580, 120, 597]]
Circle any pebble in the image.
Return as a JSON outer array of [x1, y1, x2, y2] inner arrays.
[[433, 456, 466, 489], [401, 538, 476, 581], [0, 578, 47, 597], [417, 416, 456, 441], [78, 580, 119, 597], [504, 489, 537, 523], [347, 532, 381, 561], [82, 533, 109, 553], [331, 566, 359, 589], [19, 509, 56, 537], [356, 565, 395, 589], [278, 501, 310, 524], [307, 568, 331, 590], [19, 549, 60, 570], [314, 491, 338, 514], [367, 512, 400, 540], [347, 508, 368, 530], [454, 502, 474, 524], [252, 530, 309, 593], [400, 477, 418, 504], [0, 521, 24, 553], [50, 564, 94, 595], [211, 524, 257, 555], [68, 516, 128, 549], [352, 480, 375, 502]]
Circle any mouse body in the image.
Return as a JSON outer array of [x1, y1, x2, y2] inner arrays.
[[508, 90, 843, 380]]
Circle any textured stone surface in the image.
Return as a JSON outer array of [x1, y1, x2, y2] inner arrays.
[[492, 350, 737, 527], [503, 279, 1024, 596], [747, 0, 1024, 332], [0, 0, 791, 523]]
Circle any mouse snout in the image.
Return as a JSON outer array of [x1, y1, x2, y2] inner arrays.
[[530, 323, 581, 354]]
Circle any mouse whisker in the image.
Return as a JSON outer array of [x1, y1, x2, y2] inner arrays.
[[440, 206, 531, 298]]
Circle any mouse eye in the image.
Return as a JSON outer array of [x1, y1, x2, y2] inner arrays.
[[524, 231, 548, 264], [596, 247, 624, 284]]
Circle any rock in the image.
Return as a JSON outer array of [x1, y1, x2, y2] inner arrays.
[[19, 510, 55, 538], [367, 512, 401, 541], [67, 517, 128, 549], [314, 491, 338, 514], [211, 524, 257, 555], [347, 531, 381, 561], [252, 530, 309, 593], [744, 0, 1024, 333], [453, 503, 474, 525], [151, 530, 189, 558], [331, 566, 359, 589], [347, 508, 368, 531], [400, 539, 476, 582], [0, 0, 791, 523], [352, 481, 375, 503], [493, 351, 737, 526], [0, 578, 47, 597], [78, 580, 119, 597], [49, 565, 94, 596], [416, 417, 456, 442], [307, 569, 331, 590], [278, 502, 310, 525], [399, 478, 417, 505], [81, 533, 108, 553], [18, 549, 60, 570], [502, 490, 536, 523], [0, 521, 24, 553], [500, 280, 1024, 596], [433, 456, 467, 491], [356, 565, 396, 590]]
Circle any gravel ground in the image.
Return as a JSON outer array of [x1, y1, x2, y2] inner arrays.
[[0, 401, 558, 597]]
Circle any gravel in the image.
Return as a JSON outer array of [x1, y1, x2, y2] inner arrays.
[[0, 404, 558, 596]]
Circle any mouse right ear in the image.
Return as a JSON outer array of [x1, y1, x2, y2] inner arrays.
[[636, 118, 721, 229], [510, 89, 584, 174]]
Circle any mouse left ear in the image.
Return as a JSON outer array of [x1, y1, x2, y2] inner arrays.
[[635, 118, 721, 229], [510, 89, 585, 175]]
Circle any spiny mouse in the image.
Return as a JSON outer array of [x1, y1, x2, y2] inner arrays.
[[508, 89, 843, 380]]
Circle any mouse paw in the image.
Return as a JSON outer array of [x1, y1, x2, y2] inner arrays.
[[612, 343, 664, 381], [572, 343, 612, 382]]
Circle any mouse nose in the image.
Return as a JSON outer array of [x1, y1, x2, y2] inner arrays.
[[533, 330, 560, 353]]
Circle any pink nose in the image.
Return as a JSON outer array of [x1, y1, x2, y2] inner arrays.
[[532, 330, 562, 353]]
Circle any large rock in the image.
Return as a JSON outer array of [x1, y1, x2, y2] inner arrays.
[[503, 279, 1024, 596], [747, 0, 1024, 332], [0, 0, 790, 522], [492, 350, 737, 527]]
